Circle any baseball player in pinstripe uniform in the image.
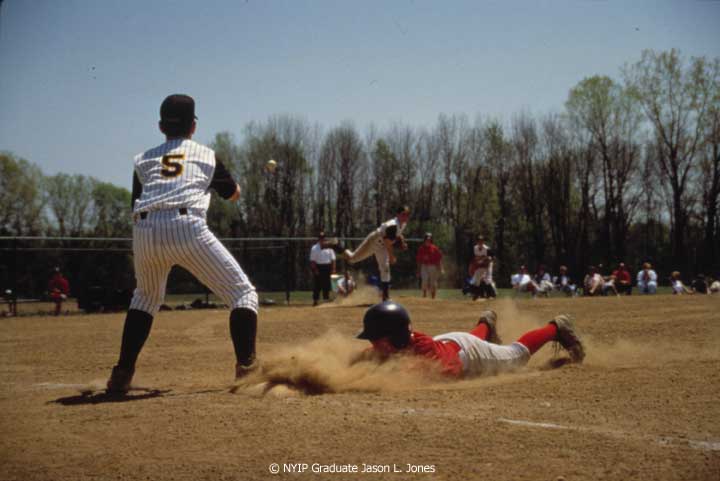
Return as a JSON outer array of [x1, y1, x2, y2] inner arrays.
[[106, 94, 258, 394], [334, 206, 410, 301]]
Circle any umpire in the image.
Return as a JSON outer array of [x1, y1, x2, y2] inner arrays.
[[310, 232, 336, 306]]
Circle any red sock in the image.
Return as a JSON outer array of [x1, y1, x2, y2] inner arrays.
[[469, 322, 490, 340], [516, 323, 558, 354]]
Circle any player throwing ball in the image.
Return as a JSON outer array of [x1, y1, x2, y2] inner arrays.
[[353, 302, 585, 377], [106, 94, 259, 394], [334, 206, 410, 301]]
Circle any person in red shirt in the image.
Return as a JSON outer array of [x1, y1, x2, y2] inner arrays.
[[415, 233, 443, 299], [48, 267, 70, 316], [354, 302, 585, 378], [611, 262, 632, 295]]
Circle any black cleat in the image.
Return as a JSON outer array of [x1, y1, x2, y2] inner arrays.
[[106, 366, 134, 394]]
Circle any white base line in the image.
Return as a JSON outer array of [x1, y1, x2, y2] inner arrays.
[[497, 418, 720, 452]]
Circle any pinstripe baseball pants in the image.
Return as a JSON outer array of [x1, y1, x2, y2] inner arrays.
[[129, 209, 258, 315]]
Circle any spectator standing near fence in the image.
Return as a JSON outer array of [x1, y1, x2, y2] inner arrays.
[[48, 267, 70, 316], [310, 232, 336, 306], [415, 233, 443, 299], [637, 262, 658, 294], [612, 263, 632, 295]]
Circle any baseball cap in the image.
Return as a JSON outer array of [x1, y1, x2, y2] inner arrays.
[[160, 94, 198, 124]]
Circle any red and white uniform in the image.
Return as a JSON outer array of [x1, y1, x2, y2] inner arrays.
[[471, 243, 493, 286], [412, 330, 530, 378], [48, 274, 70, 300], [416, 243, 442, 290]]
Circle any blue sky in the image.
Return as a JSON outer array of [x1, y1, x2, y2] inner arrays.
[[1, 0, 719, 189]]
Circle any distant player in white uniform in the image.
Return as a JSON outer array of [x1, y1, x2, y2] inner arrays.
[[469, 235, 496, 299], [334, 206, 410, 301], [106, 94, 259, 394]]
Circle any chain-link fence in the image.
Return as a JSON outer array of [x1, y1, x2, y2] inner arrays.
[[2, 236, 463, 311]]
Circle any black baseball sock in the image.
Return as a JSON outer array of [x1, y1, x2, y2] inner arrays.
[[230, 308, 257, 366], [381, 282, 390, 301], [116, 309, 154, 371]]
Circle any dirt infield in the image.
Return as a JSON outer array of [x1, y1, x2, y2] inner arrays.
[[1, 294, 718, 481]]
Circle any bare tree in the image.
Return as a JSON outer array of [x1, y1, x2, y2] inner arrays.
[[484, 120, 515, 282], [566, 75, 644, 261], [511, 111, 546, 265], [436, 114, 470, 224], [539, 114, 575, 267], [624, 49, 719, 268], [414, 127, 440, 223], [44, 174, 94, 236], [320, 122, 365, 237], [699, 87, 720, 271]]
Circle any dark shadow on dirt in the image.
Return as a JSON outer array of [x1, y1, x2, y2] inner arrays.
[[50, 389, 171, 405]]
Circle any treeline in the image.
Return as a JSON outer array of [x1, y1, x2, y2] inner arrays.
[[2, 49, 719, 294]]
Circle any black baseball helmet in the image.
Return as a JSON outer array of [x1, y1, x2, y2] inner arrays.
[[357, 301, 411, 348]]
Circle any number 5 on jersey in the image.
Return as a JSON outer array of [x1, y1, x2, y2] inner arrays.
[[161, 153, 185, 178]]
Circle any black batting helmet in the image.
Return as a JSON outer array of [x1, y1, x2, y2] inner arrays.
[[357, 301, 412, 348]]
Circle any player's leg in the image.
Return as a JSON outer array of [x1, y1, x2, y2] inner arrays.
[[420, 264, 429, 297], [343, 232, 382, 264], [484, 268, 497, 299], [312, 271, 321, 306], [374, 245, 391, 300], [515, 315, 585, 363], [177, 220, 259, 377], [468, 310, 501, 344], [429, 265, 438, 299], [320, 265, 331, 301], [108, 225, 172, 393], [436, 332, 529, 377]]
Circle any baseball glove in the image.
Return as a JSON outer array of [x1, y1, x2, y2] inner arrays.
[[475, 256, 491, 268], [393, 235, 409, 251]]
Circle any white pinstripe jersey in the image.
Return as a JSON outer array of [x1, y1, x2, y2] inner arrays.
[[133, 139, 216, 213]]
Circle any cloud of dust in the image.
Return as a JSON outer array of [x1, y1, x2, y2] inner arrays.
[[319, 286, 381, 308], [489, 299, 550, 341], [232, 331, 443, 397]]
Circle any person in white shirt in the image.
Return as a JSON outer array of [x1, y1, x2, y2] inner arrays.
[[637, 262, 658, 294], [511, 265, 540, 297], [671, 271, 692, 295], [583, 265, 605, 296], [310, 232, 336, 306], [337, 272, 356, 296], [534, 265, 554, 297], [553, 265, 577, 296]]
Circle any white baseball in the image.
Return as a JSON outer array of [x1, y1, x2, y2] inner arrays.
[[265, 159, 277, 173]]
